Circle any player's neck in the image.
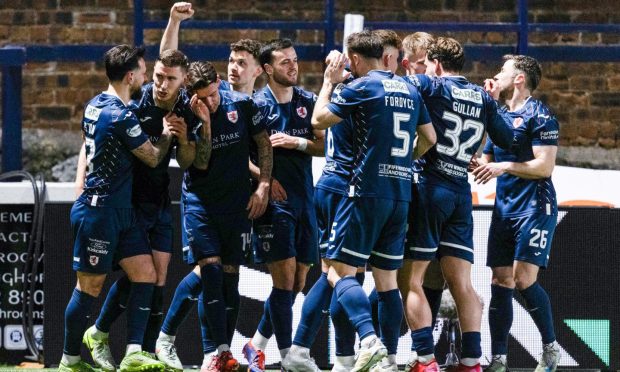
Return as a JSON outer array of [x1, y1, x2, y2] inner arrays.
[[506, 87, 531, 112], [267, 81, 293, 103], [232, 81, 254, 96], [105, 83, 131, 106]]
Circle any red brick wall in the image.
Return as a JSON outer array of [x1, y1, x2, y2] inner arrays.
[[1, 0, 620, 148]]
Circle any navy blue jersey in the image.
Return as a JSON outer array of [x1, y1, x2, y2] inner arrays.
[[327, 70, 431, 201], [131, 82, 201, 205], [316, 77, 356, 195], [405, 74, 514, 193], [182, 89, 265, 214], [78, 93, 149, 207], [253, 86, 316, 208], [483, 97, 559, 217]]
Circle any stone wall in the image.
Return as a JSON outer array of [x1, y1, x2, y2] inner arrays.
[[1, 0, 620, 175]]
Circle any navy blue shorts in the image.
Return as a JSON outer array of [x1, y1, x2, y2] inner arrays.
[[71, 201, 150, 273], [135, 202, 173, 253], [252, 201, 319, 265], [487, 212, 557, 269], [314, 188, 344, 259], [326, 197, 407, 270], [182, 210, 251, 266], [405, 182, 474, 263]]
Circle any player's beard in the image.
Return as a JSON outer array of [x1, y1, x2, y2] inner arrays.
[[272, 70, 297, 87], [130, 84, 143, 101]]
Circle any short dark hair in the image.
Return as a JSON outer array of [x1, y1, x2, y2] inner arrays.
[[186, 61, 218, 94], [104, 44, 145, 82], [426, 36, 465, 73], [230, 39, 263, 62], [503, 54, 542, 91], [373, 29, 402, 50], [402, 32, 434, 58], [157, 49, 189, 72], [259, 38, 294, 67], [346, 30, 383, 60]]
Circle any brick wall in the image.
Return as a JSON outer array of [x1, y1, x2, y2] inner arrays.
[[1, 0, 620, 149]]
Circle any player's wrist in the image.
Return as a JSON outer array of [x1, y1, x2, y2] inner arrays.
[[296, 137, 308, 151]]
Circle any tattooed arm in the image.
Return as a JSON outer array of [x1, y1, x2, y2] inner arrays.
[[246, 130, 273, 219]]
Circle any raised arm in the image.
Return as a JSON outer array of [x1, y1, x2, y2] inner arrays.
[[312, 52, 350, 130], [160, 2, 194, 53]]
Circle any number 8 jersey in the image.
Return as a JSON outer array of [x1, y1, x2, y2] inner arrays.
[[405, 74, 514, 193], [327, 70, 430, 201]]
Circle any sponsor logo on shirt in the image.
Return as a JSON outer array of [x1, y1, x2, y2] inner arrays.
[[126, 124, 142, 137], [227, 110, 238, 123], [382, 79, 409, 94], [451, 86, 483, 104], [84, 105, 102, 121], [296, 106, 308, 118]]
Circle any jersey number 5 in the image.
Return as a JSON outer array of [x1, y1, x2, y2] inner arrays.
[[391, 112, 411, 158], [436, 111, 484, 162]]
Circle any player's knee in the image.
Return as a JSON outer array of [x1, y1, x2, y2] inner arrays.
[[513, 274, 536, 291], [222, 264, 239, 274], [126, 262, 157, 283], [198, 256, 221, 267], [293, 277, 306, 293], [491, 276, 515, 288]]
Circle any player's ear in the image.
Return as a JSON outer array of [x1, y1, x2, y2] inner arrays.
[[401, 57, 410, 71], [514, 72, 526, 86], [263, 63, 273, 76]]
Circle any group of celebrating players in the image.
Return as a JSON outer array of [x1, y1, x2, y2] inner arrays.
[[59, 2, 561, 372]]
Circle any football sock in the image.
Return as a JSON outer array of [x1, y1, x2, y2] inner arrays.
[[268, 287, 294, 351], [198, 294, 217, 354], [461, 331, 482, 360], [63, 288, 96, 355], [519, 282, 556, 344], [334, 276, 375, 341], [423, 286, 443, 329], [96, 275, 131, 332], [160, 271, 202, 335], [223, 272, 240, 345], [200, 264, 227, 347], [377, 289, 402, 355], [411, 326, 434, 356], [489, 284, 514, 355], [293, 272, 331, 348], [142, 285, 164, 353], [126, 282, 154, 345]]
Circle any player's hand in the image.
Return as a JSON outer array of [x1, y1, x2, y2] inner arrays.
[[166, 113, 189, 145], [325, 50, 342, 65], [269, 132, 301, 150], [190, 93, 211, 123], [472, 162, 506, 184], [468, 156, 480, 172], [161, 116, 172, 137], [270, 178, 287, 202], [170, 2, 194, 22], [247, 182, 269, 219], [324, 53, 350, 84], [484, 78, 500, 100]]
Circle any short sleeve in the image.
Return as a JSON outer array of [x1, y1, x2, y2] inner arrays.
[[113, 109, 149, 150], [530, 112, 559, 147], [326, 79, 368, 119]]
